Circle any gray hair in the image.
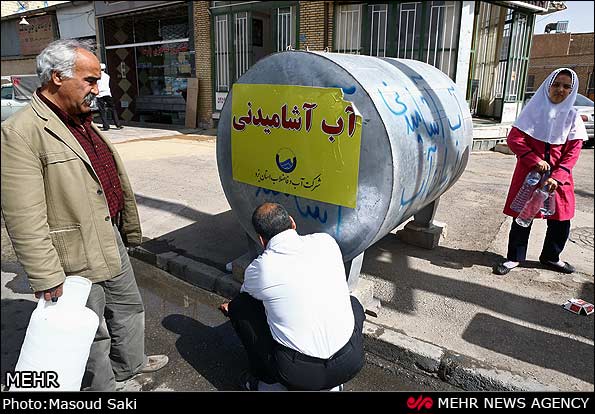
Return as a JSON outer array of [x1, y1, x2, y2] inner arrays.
[[36, 39, 94, 86]]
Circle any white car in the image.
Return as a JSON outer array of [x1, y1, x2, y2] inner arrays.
[[574, 93, 594, 148], [1, 82, 30, 121], [1, 75, 98, 122]]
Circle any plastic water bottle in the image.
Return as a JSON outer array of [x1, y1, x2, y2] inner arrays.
[[541, 191, 556, 216], [515, 187, 549, 227], [12, 276, 99, 391], [510, 170, 541, 212]]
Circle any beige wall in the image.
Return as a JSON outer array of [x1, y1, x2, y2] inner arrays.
[[0, 58, 37, 76]]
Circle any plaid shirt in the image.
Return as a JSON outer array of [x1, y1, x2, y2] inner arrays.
[[37, 90, 124, 218]]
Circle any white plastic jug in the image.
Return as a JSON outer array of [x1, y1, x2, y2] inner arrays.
[[12, 276, 99, 391]]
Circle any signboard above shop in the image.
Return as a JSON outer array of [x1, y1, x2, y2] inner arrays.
[[18, 15, 56, 56], [494, 1, 551, 13]]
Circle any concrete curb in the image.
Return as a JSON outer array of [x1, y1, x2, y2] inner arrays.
[[363, 321, 557, 391], [130, 246, 242, 300], [129, 245, 556, 392]]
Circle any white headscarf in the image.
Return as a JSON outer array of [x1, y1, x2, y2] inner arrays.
[[514, 67, 588, 145]]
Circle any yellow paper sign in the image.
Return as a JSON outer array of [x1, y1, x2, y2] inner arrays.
[[231, 84, 362, 208]]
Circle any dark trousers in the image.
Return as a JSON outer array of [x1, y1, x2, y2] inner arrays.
[[97, 96, 121, 129], [506, 219, 571, 262], [228, 293, 365, 390]]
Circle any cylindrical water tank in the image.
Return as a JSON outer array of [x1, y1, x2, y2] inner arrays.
[[217, 51, 472, 261]]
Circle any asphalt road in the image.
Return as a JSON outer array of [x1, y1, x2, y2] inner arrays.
[[1, 220, 458, 391]]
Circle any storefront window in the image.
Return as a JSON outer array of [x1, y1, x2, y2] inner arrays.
[[137, 41, 191, 97], [102, 3, 191, 125], [135, 41, 191, 124]]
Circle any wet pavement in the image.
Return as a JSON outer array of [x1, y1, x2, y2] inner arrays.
[[126, 258, 460, 391]]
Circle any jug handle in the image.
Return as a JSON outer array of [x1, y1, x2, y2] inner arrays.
[[36, 297, 55, 311]]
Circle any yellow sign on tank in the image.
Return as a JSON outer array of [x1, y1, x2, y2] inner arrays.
[[231, 84, 362, 208]]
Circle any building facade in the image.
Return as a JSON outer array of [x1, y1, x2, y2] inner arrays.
[[210, 1, 553, 125], [3, 1, 562, 129], [526, 32, 595, 100], [1, 1, 96, 76], [94, 1, 196, 126]]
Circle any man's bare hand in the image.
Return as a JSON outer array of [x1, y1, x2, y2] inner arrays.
[[535, 160, 550, 173], [219, 302, 230, 317], [35, 283, 64, 302]]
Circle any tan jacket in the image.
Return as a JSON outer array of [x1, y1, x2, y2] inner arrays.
[[1, 93, 141, 292]]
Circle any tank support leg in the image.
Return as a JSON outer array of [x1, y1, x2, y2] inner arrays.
[[345, 251, 364, 292], [397, 198, 447, 249], [344, 251, 381, 317], [227, 233, 261, 283], [413, 198, 440, 227]]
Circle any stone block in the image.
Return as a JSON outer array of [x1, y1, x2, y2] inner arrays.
[[129, 246, 156, 265], [155, 251, 179, 271], [215, 276, 241, 299], [397, 220, 447, 249], [231, 252, 256, 283], [184, 261, 224, 291]]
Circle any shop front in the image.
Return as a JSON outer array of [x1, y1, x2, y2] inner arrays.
[[98, 2, 193, 125], [467, 1, 549, 122]]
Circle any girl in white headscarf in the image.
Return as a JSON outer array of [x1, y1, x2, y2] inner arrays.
[[493, 68, 587, 275]]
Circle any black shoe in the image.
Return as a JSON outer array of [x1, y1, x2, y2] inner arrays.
[[101, 127, 110, 131], [237, 371, 259, 391], [492, 262, 512, 275], [116, 125, 124, 129], [539, 259, 575, 274]]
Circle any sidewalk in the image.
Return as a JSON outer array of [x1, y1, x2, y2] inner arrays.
[[108, 124, 593, 391]]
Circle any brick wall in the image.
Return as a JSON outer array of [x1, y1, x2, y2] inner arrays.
[[0, 58, 37, 76], [527, 33, 595, 99], [299, 1, 333, 51], [193, 1, 213, 128]]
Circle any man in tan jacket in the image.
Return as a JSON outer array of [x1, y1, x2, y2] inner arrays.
[[1, 39, 167, 391]]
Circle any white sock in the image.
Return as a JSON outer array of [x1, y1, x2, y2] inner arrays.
[[503, 261, 519, 269], [548, 260, 565, 267]]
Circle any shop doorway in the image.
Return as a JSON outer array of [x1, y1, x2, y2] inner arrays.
[[102, 3, 191, 125]]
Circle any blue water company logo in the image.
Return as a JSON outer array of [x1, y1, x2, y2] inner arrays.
[[275, 148, 297, 173]]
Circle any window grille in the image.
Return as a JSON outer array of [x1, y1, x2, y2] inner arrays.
[[335, 4, 362, 54], [423, 1, 460, 79], [235, 12, 249, 79], [505, 13, 529, 101], [494, 12, 512, 99], [368, 4, 387, 57], [277, 7, 295, 51], [215, 15, 229, 91], [396, 2, 422, 59]]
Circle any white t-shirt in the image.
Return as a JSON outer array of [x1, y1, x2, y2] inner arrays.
[[241, 229, 355, 359], [97, 72, 111, 98]]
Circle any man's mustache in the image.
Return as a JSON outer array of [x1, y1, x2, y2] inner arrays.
[[83, 93, 97, 105]]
